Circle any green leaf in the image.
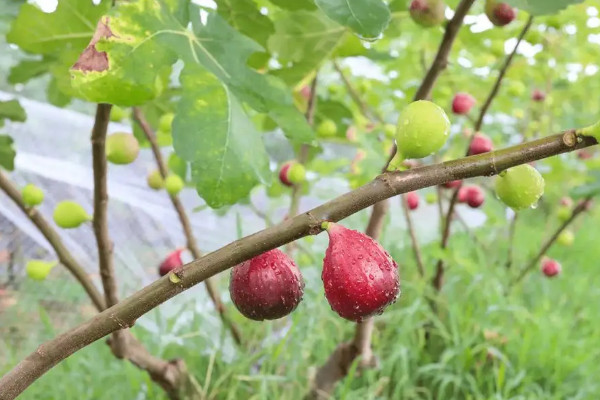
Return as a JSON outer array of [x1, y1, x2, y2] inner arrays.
[[0, 100, 26, 122], [168, 152, 188, 180], [570, 182, 600, 199], [215, 0, 275, 47], [268, 0, 317, 11], [315, 0, 390, 39], [505, 0, 584, 15], [8, 58, 52, 84], [0, 135, 16, 171], [332, 33, 367, 57], [176, 64, 271, 208], [6, 0, 111, 54]]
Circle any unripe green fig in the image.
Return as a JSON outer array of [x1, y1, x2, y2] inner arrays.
[[317, 119, 337, 138], [557, 230, 574, 247], [165, 174, 184, 195], [507, 81, 526, 97], [494, 165, 544, 210], [409, 0, 446, 28], [395, 100, 450, 159], [53, 200, 92, 229], [279, 161, 306, 186], [26, 260, 57, 281], [22, 184, 44, 207], [147, 170, 164, 190], [557, 206, 571, 222], [159, 113, 175, 133], [384, 123, 396, 138], [425, 192, 437, 204], [106, 133, 140, 165], [110, 106, 127, 122]]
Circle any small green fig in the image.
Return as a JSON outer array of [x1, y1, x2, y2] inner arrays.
[[557, 230, 574, 247], [495, 165, 545, 210], [384, 123, 396, 138], [106, 133, 140, 165], [557, 206, 571, 222], [279, 161, 306, 186], [165, 174, 184, 195], [395, 100, 450, 159], [317, 119, 337, 138], [425, 192, 437, 204], [26, 260, 57, 280], [53, 200, 92, 229], [147, 170, 165, 190], [110, 106, 127, 122], [22, 184, 44, 207]]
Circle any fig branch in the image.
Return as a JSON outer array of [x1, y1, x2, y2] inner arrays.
[[1, 128, 596, 399], [509, 196, 592, 288], [132, 107, 243, 346], [434, 15, 534, 291]]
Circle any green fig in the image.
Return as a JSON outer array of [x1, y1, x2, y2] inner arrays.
[[395, 100, 450, 160], [22, 184, 44, 207], [317, 119, 337, 138], [106, 133, 140, 165], [165, 174, 184, 195], [410, 0, 446, 28], [557, 206, 571, 222], [147, 170, 164, 190], [26, 260, 57, 280], [557, 230, 574, 247], [425, 192, 437, 204], [53, 200, 92, 229], [110, 106, 127, 122], [494, 165, 545, 211]]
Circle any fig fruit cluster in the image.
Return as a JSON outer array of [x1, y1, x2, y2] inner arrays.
[[225, 223, 400, 323]]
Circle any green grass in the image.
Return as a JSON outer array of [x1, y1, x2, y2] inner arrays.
[[3, 208, 600, 399]]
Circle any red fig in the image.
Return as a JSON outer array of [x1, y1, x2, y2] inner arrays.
[[531, 89, 546, 102], [469, 133, 493, 155], [452, 92, 476, 115], [465, 185, 485, 208], [541, 258, 561, 278], [405, 191, 420, 210], [229, 249, 304, 321], [443, 180, 462, 189], [321, 222, 400, 321], [159, 248, 184, 276], [560, 197, 573, 207], [485, 0, 517, 27]]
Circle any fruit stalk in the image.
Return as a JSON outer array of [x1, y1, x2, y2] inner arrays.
[[132, 107, 243, 346], [1, 128, 597, 400], [508, 196, 591, 289]]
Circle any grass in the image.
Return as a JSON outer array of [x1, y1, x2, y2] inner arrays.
[[2, 206, 599, 399]]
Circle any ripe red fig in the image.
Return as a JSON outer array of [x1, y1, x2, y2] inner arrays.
[[485, 0, 517, 27], [229, 249, 304, 321], [159, 248, 184, 276], [531, 89, 546, 102], [541, 258, 561, 278], [560, 197, 573, 207], [442, 180, 462, 189], [452, 92, 476, 115], [457, 186, 469, 203], [405, 191, 420, 210], [469, 133, 493, 155], [321, 222, 400, 321], [465, 185, 485, 208]]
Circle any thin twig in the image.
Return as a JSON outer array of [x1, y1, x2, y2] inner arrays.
[[434, 16, 534, 291], [401, 195, 425, 277], [332, 61, 384, 123], [509, 197, 591, 288], [1, 130, 596, 399], [505, 213, 518, 269], [132, 107, 243, 346]]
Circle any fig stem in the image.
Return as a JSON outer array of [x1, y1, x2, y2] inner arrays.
[[321, 221, 331, 230], [578, 120, 600, 141]]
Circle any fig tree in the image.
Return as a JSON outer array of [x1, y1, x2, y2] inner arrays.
[[409, 0, 445, 28], [53, 200, 92, 229], [229, 249, 304, 321], [22, 183, 44, 207], [495, 165, 545, 210], [321, 222, 400, 321], [26, 260, 57, 281], [106, 133, 140, 165], [395, 100, 450, 160]]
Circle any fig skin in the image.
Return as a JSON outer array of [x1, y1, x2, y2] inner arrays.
[[410, 0, 446, 28], [322, 222, 400, 322], [541, 258, 561, 277], [406, 191, 420, 210], [452, 92, 476, 115], [469, 133, 493, 155], [230, 249, 304, 321], [159, 248, 184, 276]]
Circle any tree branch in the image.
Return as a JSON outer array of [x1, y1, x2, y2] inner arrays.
[[132, 107, 243, 346], [434, 16, 534, 291], [0, 172, 105, 311], [1, 129, 594, 399], [509, 197, 591, 288]]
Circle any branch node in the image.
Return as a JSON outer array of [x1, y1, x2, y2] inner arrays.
[[562, 130, 578, 147]]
